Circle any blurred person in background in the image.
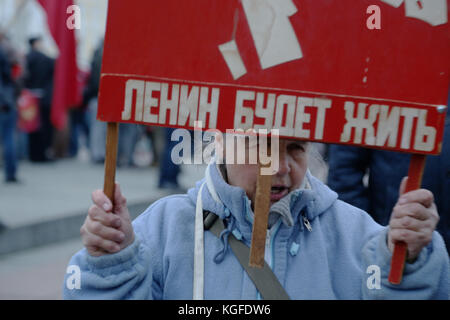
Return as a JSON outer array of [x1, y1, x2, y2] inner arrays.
[[158, 127, 182, 191], [327, 91, 450, 254], [83, 38, 106, 164], [24, 36, 55, 162], [69, 68, 90, 159], [0, 31, 19, 183], [117, 123, 140, 168], [83, 38, 149, 167]]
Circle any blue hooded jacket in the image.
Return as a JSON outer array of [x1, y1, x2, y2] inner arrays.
[[63, 163, 449, 299]]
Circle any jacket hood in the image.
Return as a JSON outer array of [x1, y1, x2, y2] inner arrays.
[[187, 161, 338, 241]]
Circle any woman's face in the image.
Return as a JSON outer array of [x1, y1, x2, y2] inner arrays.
[[225, 138, 309, 207]]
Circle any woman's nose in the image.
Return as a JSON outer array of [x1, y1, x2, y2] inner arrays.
[[275, 149, 290, 176]]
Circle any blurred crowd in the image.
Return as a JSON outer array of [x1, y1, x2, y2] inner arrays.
[[0, 33, 182, 192]]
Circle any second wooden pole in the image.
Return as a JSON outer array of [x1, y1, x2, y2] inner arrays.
[[103, 122, 119, 207]]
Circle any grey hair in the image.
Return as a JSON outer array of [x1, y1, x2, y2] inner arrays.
[[306, 143, 328, 183]]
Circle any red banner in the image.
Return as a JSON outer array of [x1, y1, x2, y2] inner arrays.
[[38, 0, 79, 130], [98, 0, 450, 155]]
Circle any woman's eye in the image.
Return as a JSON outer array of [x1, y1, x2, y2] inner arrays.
[[287, 143, 305, 152]]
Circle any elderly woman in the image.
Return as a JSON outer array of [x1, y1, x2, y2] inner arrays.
[[63, 136, 449, 299]]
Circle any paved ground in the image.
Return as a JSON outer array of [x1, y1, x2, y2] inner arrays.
[[0, 237, 83, 299], [0, 157, 205, 299]]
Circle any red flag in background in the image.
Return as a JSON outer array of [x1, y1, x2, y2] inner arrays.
[[37, 0, 79, 130]]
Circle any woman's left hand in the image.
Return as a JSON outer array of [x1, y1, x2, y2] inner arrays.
[[388, 177, 440, 262]]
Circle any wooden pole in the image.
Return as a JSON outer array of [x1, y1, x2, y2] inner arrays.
[[103, 122, 119, 206], [388, 154, 426, 284], [249, 163, 272, 268]]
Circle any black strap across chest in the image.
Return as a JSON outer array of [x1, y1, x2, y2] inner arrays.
[[203, 211, 290, 300]]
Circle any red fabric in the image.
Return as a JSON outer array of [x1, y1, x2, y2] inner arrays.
[[11, 63, 23, 80], [37, 0, 79, 130], [17, 89, 41, 133]]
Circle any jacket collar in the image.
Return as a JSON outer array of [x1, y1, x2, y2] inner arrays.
[[187, 162, 338, 240]]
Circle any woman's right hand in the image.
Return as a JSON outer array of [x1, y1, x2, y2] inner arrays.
[[81, 183, 135, 256]]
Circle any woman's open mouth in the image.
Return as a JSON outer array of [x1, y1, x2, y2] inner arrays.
[[270, 185, 289, 202]]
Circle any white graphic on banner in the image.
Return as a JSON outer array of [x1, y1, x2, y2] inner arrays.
[[241, 0, 302, 69], [381, 0, 448, 26], [219, 0, 302, 80], [219, 40, 247, 80]]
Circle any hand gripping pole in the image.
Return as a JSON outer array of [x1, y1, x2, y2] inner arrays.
[[388, 154, 426, 284]]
